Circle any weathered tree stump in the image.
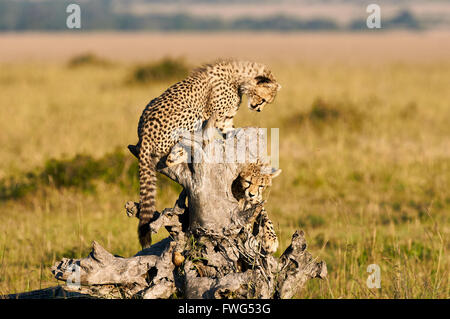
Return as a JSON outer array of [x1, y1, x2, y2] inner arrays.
[[19, 119, 327, 299]]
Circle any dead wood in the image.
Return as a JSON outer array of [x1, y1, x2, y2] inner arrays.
[[8, 117, 327, 299]]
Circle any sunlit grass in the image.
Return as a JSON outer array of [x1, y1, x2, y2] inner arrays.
[[0, 58, 448, 298]]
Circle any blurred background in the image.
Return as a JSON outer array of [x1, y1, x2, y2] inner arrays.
[[0, 0, 449, 298]]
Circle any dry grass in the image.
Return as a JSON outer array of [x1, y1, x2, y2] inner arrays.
[[0, 33, 449, 298]]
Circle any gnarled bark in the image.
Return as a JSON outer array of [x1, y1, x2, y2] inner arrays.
[[7, 118, 327, 299]]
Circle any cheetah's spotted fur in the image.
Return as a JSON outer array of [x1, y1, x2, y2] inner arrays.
[[232, 162, 281, 254], [131, 60, 281, 248]]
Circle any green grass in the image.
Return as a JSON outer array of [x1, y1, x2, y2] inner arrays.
[[0, 148, 181, 201], [0, 58, 448, 298], [67, 53, 114, 69], [128, 57, 190, 84]]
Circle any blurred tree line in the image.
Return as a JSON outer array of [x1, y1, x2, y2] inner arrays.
[[0, 0, 423, 31]]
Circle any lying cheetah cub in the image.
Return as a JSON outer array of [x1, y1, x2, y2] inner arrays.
[[232, 162, 281, 254]]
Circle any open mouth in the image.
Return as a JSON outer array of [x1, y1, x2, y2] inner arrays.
[[250, 99, 266, 111]]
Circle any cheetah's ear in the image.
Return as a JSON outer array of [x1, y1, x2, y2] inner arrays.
[[255, 76, 281, 92], [270, 168, 282, 179]]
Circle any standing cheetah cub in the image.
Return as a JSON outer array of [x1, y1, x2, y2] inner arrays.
[[232, 162, 281, 254], [131, 60, 281, 248]]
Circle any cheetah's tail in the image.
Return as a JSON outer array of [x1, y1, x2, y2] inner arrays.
[[138, 155, 157, 249]]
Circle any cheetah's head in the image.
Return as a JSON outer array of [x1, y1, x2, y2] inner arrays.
[[239, 164, 282, 204], [245, 75, 281, 112]]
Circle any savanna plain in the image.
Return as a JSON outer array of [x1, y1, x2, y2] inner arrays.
[[0, 32, 448, 298]]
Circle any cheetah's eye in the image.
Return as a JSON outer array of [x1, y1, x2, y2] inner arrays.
[[255, 76, 272, 85]]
